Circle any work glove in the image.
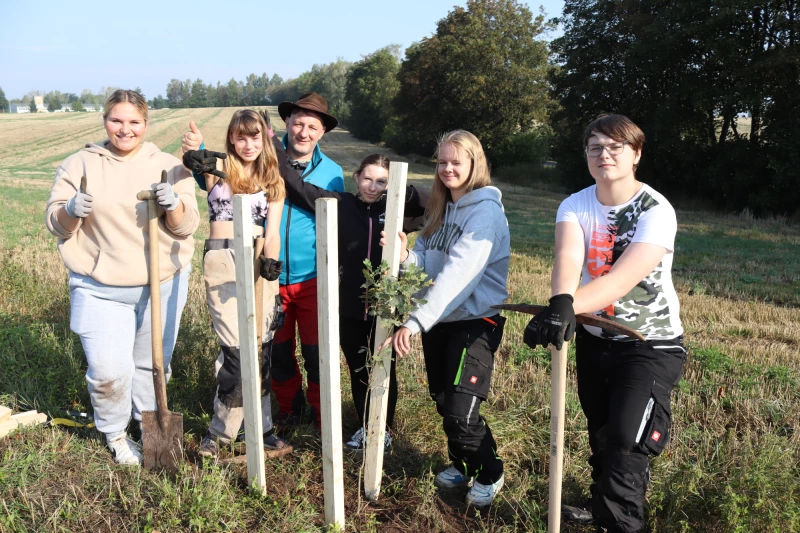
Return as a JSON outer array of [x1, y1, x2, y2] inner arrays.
[[523, 294, 576, 351], [154, 181, 181, 211], [183, 149, 228, 179], [65, 190, 94, 218], [260, 258, 283, 281]]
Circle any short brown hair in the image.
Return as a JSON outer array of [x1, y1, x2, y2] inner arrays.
[[103, 89, 148, 121], [353, 154, 390, 180], [583, 114, 644, 154]]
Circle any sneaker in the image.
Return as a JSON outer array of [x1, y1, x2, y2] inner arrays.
[[465, 474, 504, 508], [263, 433, 291, 451], [198, 432, 219, 458], [107, 434, 143, 466], [345, 427, 392, 450], [434, 465, 473, 489], [562, 503, 594, 522]]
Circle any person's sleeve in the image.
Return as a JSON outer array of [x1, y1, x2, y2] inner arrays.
[[165, 164, 200, 236], [191, 141, 207, 191], [556, 193, 579, 224], [272, 137, 340, 212], [328, 164, 345, 193], [401, 185, 429, 233], [631, 204, 677, 252], [403, 215, 498, 335], [45, 166, 80, 239]]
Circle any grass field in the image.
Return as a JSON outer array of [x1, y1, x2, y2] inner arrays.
[[0, 108, 798, 532]]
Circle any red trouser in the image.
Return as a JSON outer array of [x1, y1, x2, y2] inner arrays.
[[271, 278, 321, 426]]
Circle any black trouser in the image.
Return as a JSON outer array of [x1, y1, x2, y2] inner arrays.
[[575, 326, 686, 533], [421, 315, 506, 485], [339, 316, 398, 429]]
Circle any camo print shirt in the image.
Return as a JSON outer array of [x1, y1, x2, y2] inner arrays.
[[557, 184, 683, 341]]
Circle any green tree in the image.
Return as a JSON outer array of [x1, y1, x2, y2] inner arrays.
[[390, 0, 554, 158], [0, 87, 8, 112], [29, 99, 38, 113], [166, 79, 184, 108], [71, 100, 84, 112], [550, 0, 800, 216], [306, 59, 352, 124], [46, 94, 62, 112], [345, 45, 401, 142], [189, 78, 209, 108], [227, 78, 242, 107]]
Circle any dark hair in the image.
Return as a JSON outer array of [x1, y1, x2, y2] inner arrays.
[[353, 154, 390, 179], [583, 114, 645, 152]]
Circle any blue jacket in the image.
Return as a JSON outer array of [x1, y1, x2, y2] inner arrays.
[[277, 135, 344, 284], [193, 137, 344, 285]]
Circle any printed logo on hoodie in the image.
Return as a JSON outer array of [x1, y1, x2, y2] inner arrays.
[[427, 221, 464, 254]]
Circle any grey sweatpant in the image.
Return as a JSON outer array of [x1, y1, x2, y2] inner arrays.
[[69, 268, 190, 437]]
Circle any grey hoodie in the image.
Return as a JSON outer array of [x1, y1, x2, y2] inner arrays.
[[401, 186, 509, 335]]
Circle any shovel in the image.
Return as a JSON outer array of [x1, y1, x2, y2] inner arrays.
[[138, 170, 183, 471], [493, 303, 644, 532]]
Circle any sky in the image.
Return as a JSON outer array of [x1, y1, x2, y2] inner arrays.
[[0, 0, 564, 101]]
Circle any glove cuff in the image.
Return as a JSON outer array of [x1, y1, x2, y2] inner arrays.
[[65, 197, 77, 218], [165, 194, 180, 211], [550, 293, 574, 304]]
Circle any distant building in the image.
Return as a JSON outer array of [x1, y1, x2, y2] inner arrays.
[[34, 95, 46, 113], [84, 103, 98, 112], [10, 103, 31, 113]]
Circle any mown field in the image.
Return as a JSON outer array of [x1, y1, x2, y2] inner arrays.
[[0, 108, 798, 532]]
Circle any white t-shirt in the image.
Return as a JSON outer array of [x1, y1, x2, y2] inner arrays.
[[557, 183, 683, 340]]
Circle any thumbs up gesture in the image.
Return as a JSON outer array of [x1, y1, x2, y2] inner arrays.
[[181, 121, 204, 153]]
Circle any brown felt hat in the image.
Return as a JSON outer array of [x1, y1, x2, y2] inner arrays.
[[278, 92, 338, 132]]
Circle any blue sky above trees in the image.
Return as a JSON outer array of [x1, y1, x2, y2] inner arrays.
[[0, 0, 564, 101]]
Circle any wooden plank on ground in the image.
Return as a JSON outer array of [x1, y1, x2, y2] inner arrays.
[[316, 197, 345, 529], [364, 162, 408, 501], [0, 406, 11, 422], [233, 194, 266, 495], [0, 410, 48, 439]]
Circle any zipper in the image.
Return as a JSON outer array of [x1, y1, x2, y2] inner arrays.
[[364, 203, 373, 320], [284, 199, 292, 283], [453, 348, 467, 385]]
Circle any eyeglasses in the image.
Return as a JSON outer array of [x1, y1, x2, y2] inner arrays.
[[585, 142, 630, 157]]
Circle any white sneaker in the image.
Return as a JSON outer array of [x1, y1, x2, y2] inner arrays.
[[107, 434, 143, 466], [434, 465, 473, 489], [345, 427, 392, 450], [466, 474, 504, 507]]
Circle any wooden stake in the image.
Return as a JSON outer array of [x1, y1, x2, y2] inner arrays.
[[316, 198, 345, 529], [364, 162, 408, 502], [548, 342, 569, 533], [233, 195, 266, 495]]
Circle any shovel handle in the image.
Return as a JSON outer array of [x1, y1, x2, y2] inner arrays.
[[146, 195, 169, 415], [548, 342, 568, 532], [79, 176, 87, 194]]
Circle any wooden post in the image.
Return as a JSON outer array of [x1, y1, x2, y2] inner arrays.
[[548, 342, 569, 533], [364, 162, 408, 501], [316, 198, 345, 528], [233, 195, 266, 495]]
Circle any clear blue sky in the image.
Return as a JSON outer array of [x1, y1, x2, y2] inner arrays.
[[0, 0, 564, 101]]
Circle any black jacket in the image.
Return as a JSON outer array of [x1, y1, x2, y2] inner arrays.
[[273, 137, 429, 320]]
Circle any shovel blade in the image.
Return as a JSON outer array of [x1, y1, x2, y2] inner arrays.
[[142, 410, 184, 472]]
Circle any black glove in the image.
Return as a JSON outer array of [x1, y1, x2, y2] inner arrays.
[[260, 258, 283, 281], [522, 294, 576, 351], [259, 110, 272, 131], [183, 149, 228, 179]]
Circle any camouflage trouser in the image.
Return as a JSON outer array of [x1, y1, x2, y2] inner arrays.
[[203, 241, 282, 442], [575, 326, 686, 533]]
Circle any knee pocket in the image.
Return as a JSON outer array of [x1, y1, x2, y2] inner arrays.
[[217, 346, 243, 408], [453, 342, 494, 400], [636, 381, 673, 456], [301, 344, 320, 383], [271, 341, 297, 381]]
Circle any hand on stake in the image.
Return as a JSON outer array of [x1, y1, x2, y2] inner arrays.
[[523, 294, 576, 351], [379, 326, 412, 357], [183, 149, 228, 179], [181, 121, 204, 153], [260, 258, 283, 281], [65, 175, 93, 218], [379, 230, 409, 263]]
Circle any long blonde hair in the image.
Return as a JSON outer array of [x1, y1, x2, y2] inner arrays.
[[421, 130, 491, 237], [224, 110, 285, 201]]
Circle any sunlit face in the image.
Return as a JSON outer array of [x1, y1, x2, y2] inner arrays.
[[437, 143, 472, 197], [355, 164, 389, 203], [229, 128, 263, 163], [585, 131, 641, 184], [285, 110, 325, 160], [104, 102, 147, 157]]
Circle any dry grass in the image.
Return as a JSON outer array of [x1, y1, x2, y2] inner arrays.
[[0, 109, 798, 532]]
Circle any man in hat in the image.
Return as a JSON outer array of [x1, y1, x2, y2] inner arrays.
[[181, 92, 344, 429]]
